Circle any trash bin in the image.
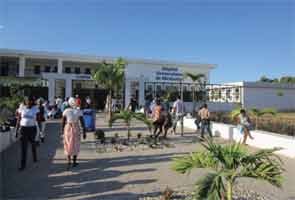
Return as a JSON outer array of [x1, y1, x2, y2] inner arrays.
[[83, 109, 96, 131]]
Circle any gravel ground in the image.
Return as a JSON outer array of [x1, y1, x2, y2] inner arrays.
[[2, 114, 295, 200]]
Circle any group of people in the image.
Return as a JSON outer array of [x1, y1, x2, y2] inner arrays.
[[15, 94, 90, 171], [141, 95, 254, 144], [16, 92, 254, 171], [142, 95, 187, 139]]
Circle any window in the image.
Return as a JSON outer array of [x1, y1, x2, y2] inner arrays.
[[44, 66, 51, 72], [0, 63, 9, 76], [85, 68, 91, 74], [75, 67, 80, 74], [52, 66, 58, 73], [65, 67, 71, 73], [34, 65, 41, 74]]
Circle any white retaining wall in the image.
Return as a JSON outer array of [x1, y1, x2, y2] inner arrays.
[[183, 117, 295, 158], [0, 128, 17, 153]]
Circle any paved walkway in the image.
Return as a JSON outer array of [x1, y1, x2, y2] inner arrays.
[[2, 114, 295, 200]]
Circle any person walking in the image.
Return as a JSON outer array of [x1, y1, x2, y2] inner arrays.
[[237, 109, 254, 144], [198, 104, 212, 138], [128, 97, 138, 112], [16, 96, 40, 171], [194, 105, 203, 131], [152, 98, 164, 138], [75, 94, 81, 109], [36, 98, 47, 143], [172, 95, 185, 135], [61, 97, 86, 170]]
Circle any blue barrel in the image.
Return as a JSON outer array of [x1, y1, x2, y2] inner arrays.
[[83, 109, 96, 131]]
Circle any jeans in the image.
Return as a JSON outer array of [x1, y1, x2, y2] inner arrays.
[[201, 119, 212, 138]]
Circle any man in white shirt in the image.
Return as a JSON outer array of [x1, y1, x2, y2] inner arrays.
[[172, 95, 185, 135]]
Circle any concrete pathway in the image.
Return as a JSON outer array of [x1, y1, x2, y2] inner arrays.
[[1, 114, 295, 200]]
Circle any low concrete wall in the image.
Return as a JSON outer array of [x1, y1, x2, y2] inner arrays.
[[0, 128, 17, 153], [0, 128, 17, 199], [183, 117, 295, 158]]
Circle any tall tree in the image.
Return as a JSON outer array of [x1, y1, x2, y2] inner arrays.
[[92, 58, 126, 118]]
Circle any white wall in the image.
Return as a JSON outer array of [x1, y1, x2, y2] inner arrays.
[[244, 87, 295, 111], [183, 118, 295, 158], [0, 128, 17, 153], [184, 102, 236, 113]]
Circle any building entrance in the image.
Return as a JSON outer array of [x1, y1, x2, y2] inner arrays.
[[55, 79, 65, 98]]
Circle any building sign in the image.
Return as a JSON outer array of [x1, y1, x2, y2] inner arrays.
[[155, 67, 183, 81], [75, 75, 92, 80]]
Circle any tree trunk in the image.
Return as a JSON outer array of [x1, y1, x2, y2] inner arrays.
[[108, 89, 113, 120], [127, 125, 131, 141], [227, 181, 233, 200], [192, 84, 196, 117], [255, 116, 258, 130]]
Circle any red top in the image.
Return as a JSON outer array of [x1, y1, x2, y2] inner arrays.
[[76, 98, 81, 107]]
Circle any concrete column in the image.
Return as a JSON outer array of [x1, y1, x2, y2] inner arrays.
[[58, 59, 63, 74], [139, 78, 145, 106], [48, 79, 55, 103], [125, 79, 131, 109], [65, 78, 72, 98], [18, 56, 25, 77]]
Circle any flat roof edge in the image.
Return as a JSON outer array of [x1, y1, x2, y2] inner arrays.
[[0, 48, 217, 68]]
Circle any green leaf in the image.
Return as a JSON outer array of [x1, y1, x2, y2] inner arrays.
[[195, 172, 225, 200]]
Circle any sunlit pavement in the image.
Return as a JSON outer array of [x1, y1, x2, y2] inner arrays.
[[2, 113, 295, 200]]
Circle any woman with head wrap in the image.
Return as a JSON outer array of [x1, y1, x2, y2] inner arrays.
[[61, 97, 86, 170]]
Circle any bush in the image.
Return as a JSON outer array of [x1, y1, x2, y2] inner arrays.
[[211, 112, 295, 137]]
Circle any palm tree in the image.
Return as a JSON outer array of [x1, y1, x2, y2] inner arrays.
[[184, 72, 205, 113], [249, 108, 277, 129], [92, 58, 126, 118], [109, 110, 153, 141], [172, 139, 284, 200]]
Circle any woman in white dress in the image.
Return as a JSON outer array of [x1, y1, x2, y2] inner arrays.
[[61, 97, 86, 170]]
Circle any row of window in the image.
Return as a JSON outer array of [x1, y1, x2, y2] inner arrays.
[[33, 65, 91, 75]]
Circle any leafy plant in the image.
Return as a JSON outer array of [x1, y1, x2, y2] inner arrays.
[[277, 91, 284, 97], [92, 58, 126, 119], [172, 139, 284, 200], [250, 108, 277, 129], [109, 110, 152, 141]]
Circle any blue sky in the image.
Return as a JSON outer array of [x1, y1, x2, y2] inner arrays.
[[0, 0, 294, 83]]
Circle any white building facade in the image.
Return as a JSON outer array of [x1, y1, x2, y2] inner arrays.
[[208, 81, 295, 111], [0, 49, 216, 108]]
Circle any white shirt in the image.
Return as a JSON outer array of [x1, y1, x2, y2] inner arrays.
[[63, 108, 82, 123], [19, 106, 39, 127], [173, 99, 185, 116]]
